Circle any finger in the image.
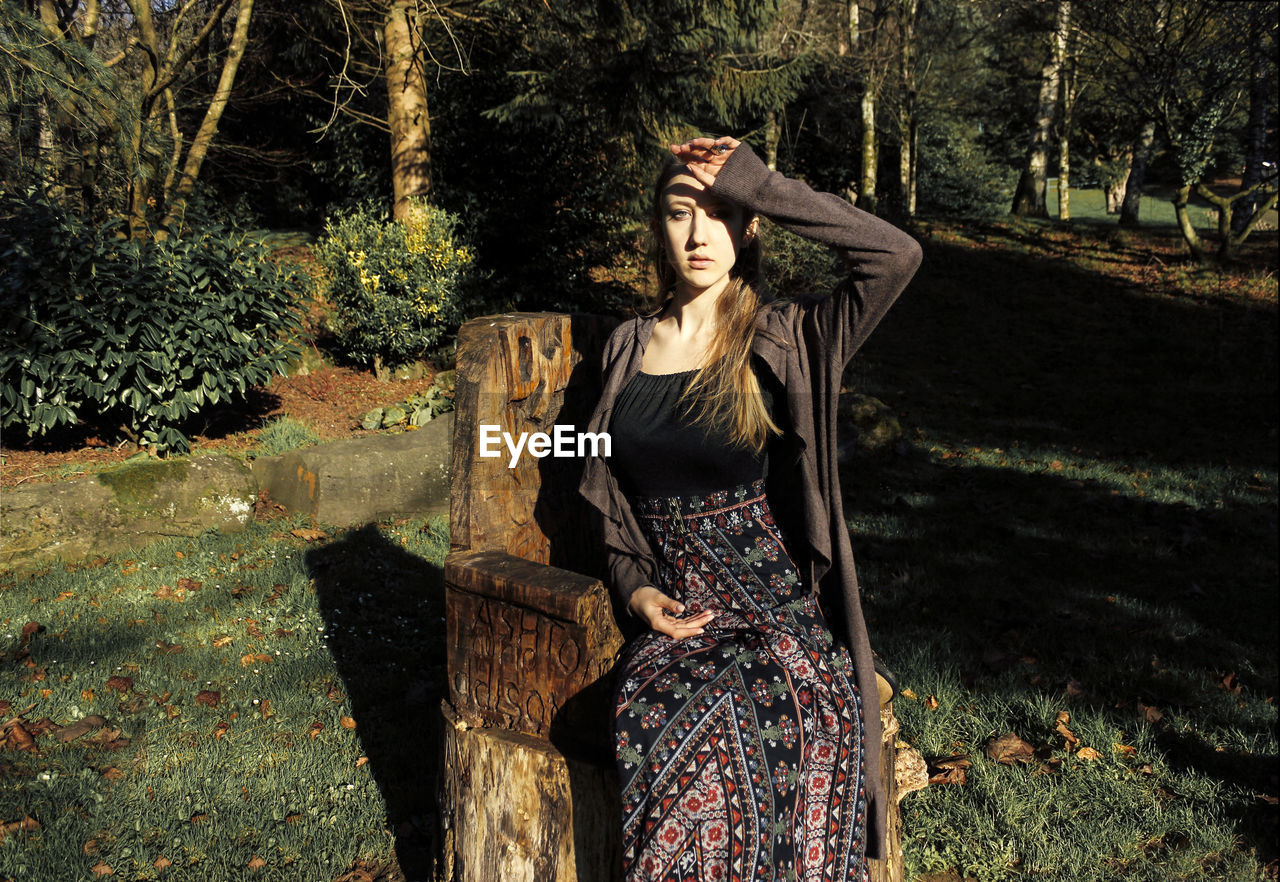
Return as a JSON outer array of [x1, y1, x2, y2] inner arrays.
[[685, 164, 716, 187]]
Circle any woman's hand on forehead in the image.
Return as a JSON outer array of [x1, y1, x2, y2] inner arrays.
[[669, 136, 741, 187]]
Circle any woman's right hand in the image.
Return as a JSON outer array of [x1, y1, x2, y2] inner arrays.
[[629, 586, 715, 640]]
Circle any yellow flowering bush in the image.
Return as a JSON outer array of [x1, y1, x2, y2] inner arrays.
[[314, 199, 476, 369]]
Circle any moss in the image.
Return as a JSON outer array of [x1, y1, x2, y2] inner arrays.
[[97, 459, 190, 507]]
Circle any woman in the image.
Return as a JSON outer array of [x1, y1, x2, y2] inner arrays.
[[578, 135, 922, 881]]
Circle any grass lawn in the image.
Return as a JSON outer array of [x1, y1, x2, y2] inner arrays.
[[1, 514, 449, 881], [846, 217, 1278, 880], [2, 213, 1276, 881]]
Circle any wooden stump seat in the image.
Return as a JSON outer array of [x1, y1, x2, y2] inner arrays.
[[436, 313, 922, 882]]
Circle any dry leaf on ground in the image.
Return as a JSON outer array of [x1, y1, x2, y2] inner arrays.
[[1054, 711, 1080, 749], [291, 528, 329, 542], [339, 715, 357, 729], [154, 855, 172, 870], [248, 856, 267, 870], [90, 862, 113, 876], [195, 690, 221, 708], [0, 816, 40, 842], [105, 676, 133, 693], [927, 755, 970, 786], [1076, 746, 1103, 761], [986, 732, 1037, 765]]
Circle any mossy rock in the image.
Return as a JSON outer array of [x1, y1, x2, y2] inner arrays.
[[97, 459, 191, 507]]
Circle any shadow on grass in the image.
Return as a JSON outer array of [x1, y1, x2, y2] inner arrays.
[[305, 525, 447, 882], [841, 226, 1278, 869]]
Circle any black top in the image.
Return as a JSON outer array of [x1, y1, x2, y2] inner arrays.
[[609, 357, 786, 498]]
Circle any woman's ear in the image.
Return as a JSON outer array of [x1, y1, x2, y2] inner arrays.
[[742, 217, 760, 243]]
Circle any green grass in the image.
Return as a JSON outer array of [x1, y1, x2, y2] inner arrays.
[[846, 218, 1278, 880], [254, 416, 323, 458], [0, 513, 449, 881], [1049, 185, 1279, 231]]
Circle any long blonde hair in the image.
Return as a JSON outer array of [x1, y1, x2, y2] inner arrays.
[[644, 158, 782, 454]]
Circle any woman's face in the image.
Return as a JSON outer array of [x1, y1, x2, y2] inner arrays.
[[659, 171, 749, 298]]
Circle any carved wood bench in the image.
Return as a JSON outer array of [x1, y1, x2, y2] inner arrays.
[[436, 313, 922, 882]]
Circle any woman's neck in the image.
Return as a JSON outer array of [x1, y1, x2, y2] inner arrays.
[[663, 278, 728, 337]]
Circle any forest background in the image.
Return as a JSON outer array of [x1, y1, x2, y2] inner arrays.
[[0, 1, 1277, 881]]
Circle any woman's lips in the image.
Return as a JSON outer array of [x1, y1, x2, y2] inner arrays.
[[688, 257, 714, 269]]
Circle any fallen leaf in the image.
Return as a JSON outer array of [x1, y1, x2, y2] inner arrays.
[[195, 690, 221, 708], [1219, 672, 1242, 694], [155, 640, 183, 654], [326, 684, 344, 702], [20, 621, 41, 645], [248, 855, 267, 870], [90, 862, 113, 876], [924, 695, 939, 710], [1076, 746, 1103, 761], [927, 754, 970, 786], [2, 720, 37, 752], [1054, 711, 1080, 749], [81, 689, 95, 702], [105, 676, 133, 693], [212, 635, 233, 648], [355, 756, 369, 769], [101, 767, 124, 780], [1137, 702, 1164, 725], [213, 722, 230, 740], [1050, 460, 1064, 471], [176, 578, 202, 592], [290, 528, 328, 542], [259, 699, 273, 719], [0, 815, 39, 842], [240, 653, 272, 667], [1033, 757, 1064, 777], [285, 812, 302, 824], [899, 688, 917, 701], [986, 732, 1037, 765], [1065, 680, 1085, 698], [1114, 743, 1137, 756], [154, 855, 172, 871], [307, 721, 324, 739], [189, 813, 208, 825], [339, 715, 357, 730], [84, 838, 99, 854]]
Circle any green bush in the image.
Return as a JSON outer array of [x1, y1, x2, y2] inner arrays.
[[916, 117, 1016, 218], [761, 217, 844, 300], [314, 199, 476, 370], [0, 191, 302, 454]]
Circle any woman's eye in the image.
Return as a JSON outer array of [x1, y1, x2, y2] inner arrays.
[[670, 210, 690, 220]]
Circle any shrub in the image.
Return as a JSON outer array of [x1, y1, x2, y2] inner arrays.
[[761, 218, 844, 300], [314, 199, 476, 371], [0, 191, 302, 454], [916, 117, 1017, 218]]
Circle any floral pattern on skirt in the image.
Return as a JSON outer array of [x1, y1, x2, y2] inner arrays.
[[615, 479, 868, 882]]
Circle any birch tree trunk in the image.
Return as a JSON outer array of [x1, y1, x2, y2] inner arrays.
[[159, 0, 257, 235], [385, 0, 433, 221], [896, 0, 917, 219], [764, 109, 781, 171], [1055, 3, 1074, 221], [1012, 0, 1069, 217]]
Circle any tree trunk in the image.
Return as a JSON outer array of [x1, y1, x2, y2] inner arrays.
[[1232, 7, 1270, 236], [764, 109, 781, 171], [1172, 184, 1204, 262], [125, 0, 162, 237], [385, 0, 433, 221], [896, 0, 917, 219], [1119, 119, 1155, 227], [1055, 3, 1074, 221], [1012, 0, 1068, 217], [860, 92, 878, 212], [846, 0, 880, 214], [158, 0, 256, 235]]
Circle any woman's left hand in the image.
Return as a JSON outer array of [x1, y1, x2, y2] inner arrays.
[[669, 136, 740, 187]]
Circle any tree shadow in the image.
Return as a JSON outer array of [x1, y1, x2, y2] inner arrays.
[[305, 524, 447, 882], [840, 228, 1277, 864]]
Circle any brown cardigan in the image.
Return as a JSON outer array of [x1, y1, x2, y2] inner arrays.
[[577, 143, 923, 860]]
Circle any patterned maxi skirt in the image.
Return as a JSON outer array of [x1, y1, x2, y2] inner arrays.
[[614, 478, 869, 882]]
